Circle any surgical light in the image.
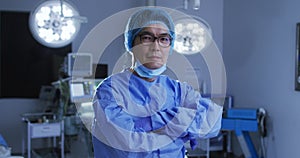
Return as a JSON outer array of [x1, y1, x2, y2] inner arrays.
[[29, 0, 87, 48], [174, 17, 212, 55]]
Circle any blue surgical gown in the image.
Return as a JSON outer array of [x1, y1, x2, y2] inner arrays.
[[92, 69, 223, 158]]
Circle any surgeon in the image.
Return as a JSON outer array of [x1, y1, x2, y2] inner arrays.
[[91, 7, 223, 158]]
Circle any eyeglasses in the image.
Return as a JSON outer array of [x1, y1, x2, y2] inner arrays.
[[139, 32, 172, 48]]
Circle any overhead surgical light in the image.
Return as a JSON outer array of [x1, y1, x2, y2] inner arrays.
[[29, 0, 87, 48], [174, 16, 212, 55]]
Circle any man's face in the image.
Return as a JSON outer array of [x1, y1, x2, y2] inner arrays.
[[132, 24, 171, 69]]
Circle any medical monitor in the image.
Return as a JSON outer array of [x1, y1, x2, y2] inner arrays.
[[69, 79, 103, 103], [92, 64, 108, 79], [68, 53, 92, 77], [70, 82, 85, 97], [69, 80, 93, 103]]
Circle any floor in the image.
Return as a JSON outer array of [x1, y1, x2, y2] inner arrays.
[[19, 128, 93, 158], [193, 151, 242, 158], [19, 147, 241, 158], [19, 130, 242, 158], [19, 150, 240, 158]]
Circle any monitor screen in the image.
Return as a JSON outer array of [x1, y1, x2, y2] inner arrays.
[[70, 83, 85, 97], [69, 80, 96, 103], [93, 64, 108, 79], [68, 53, 92, 77]]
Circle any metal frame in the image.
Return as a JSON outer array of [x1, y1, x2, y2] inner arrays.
[[25, 120, 64, 158]]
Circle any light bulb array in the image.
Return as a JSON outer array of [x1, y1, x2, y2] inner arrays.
[[29, 0, 81, 48]]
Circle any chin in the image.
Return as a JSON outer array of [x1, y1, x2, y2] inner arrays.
[[144, 63, 163, 69]]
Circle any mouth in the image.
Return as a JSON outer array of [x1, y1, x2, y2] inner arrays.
[[147, 56, 161, 61]]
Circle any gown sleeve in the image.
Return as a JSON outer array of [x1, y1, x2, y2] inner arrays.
[[179, 82, 223, 149]]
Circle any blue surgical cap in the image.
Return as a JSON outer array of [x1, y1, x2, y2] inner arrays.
[[124, 7, 175, 52]]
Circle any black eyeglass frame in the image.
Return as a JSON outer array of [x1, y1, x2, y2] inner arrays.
[[138, 32, 173, 48]]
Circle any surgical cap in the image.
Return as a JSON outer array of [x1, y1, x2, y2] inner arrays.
[[124, 7, 175, 52]]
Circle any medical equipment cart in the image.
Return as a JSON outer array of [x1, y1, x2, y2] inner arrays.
[[22, 113, 64, 158]]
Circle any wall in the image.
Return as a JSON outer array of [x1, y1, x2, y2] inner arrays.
[[223, 0, 300, 157], [0, 0, 223, 154], [153, 0, 224, 93], [0, 0, 138, 154]]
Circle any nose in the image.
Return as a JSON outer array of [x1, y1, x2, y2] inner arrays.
[[151, 39, 160, 50], [150, 43, 160, 53]]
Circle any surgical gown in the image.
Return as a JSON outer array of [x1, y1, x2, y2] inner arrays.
[[92, 69, 223, 158]]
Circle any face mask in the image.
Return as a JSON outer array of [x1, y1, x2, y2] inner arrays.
[[133, 60, 166, 78]]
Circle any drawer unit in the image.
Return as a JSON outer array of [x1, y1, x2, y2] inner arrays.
[[30, 122, 61, 138]]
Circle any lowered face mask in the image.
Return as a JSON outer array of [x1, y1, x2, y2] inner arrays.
[[133, 60, 166, 78]]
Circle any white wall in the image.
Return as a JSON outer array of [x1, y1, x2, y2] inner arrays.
[[224, 0, 300, 158]]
